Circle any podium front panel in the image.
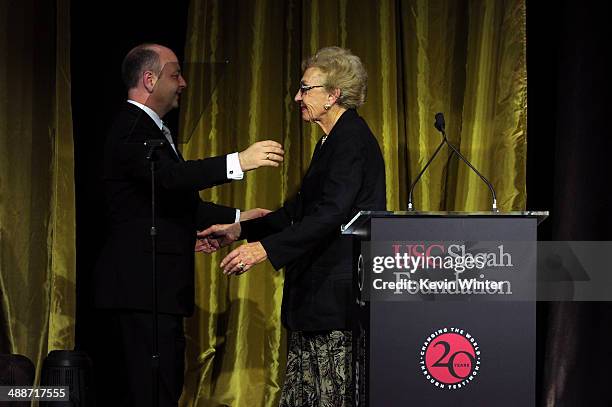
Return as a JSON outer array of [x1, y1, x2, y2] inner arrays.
[[352, 215, 537, 407]]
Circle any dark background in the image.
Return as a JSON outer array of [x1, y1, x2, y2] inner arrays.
[[71, 1, 612, 405], [526, 1, 612, 406]]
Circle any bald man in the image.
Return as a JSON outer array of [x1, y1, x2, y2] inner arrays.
[[93, 43, 283, 406]]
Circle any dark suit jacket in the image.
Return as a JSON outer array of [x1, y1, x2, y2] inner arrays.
[[241, 109, 386, 331], [94, 102, 236, 316]]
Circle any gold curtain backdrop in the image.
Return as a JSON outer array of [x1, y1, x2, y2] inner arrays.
[[0, 0, 75, 375], [180, 0, 526, 406], [0, 0, 525, 405]]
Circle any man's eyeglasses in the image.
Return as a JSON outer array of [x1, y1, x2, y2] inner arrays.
[[299, 83, 324, 95]]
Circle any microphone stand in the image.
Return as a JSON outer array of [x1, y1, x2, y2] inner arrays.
[[407, 113, 499, 212], [437, 128, 498, 212], [407, 138, 446, 210], [144, 139, 165, 407]]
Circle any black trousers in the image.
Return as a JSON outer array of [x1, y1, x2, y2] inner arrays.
[[94, 310, 185, 407]]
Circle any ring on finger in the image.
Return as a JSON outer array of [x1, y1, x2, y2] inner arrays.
[[265, 153, 270, 160], [238, 261, 245, 270]]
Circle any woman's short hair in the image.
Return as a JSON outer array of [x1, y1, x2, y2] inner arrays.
[[302, 46, 368, 109]]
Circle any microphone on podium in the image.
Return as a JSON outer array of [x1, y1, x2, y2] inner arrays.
[[434, 113, 498, 212], [407, 113, 499, 212], [407, 131, 446, 211]]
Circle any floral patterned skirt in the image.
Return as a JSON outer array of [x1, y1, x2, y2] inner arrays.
[[279, 330, 353, 407]]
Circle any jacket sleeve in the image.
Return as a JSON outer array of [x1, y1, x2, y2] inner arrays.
[[260, 139, 365, 270], [239, 193, 299, 242], [196, 199, 237, 230], [115, 124, 230, 191]]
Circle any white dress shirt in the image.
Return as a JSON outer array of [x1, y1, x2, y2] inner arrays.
[[127, 100, 242, 221]]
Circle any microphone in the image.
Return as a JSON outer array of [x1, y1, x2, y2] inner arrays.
[[433, 113, 499, 212], [407, 128, 447, 211], [143, 139, 166, 147], [434, 112, 445, 132], [407, 140, 446, 210], [144, 139, 166, 161]]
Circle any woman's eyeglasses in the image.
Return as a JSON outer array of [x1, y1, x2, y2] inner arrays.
[[299, 83, 324, 95]]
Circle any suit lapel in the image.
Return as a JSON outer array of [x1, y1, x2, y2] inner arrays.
[[125, 103, 183, 162], [174, 144, 185, 162]]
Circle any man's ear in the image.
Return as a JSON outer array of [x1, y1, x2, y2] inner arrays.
[[143, 71, 157, 93]]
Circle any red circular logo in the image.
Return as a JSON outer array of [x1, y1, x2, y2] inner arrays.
[[420, 328, 481, 389]]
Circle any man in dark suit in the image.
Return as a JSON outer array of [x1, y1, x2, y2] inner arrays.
[[93, 43, 283, 406]]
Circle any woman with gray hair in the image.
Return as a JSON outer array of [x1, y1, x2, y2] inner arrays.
[[199, 46, 386, 406]]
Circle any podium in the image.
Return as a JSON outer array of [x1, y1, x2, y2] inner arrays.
[[341, 211, 548, 407]]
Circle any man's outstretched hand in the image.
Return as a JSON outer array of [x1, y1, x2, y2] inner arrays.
[[239, 140, 284, 171], [194, 237, 220, 253], [195, 222, 241, 252], [195, 207, 270, 253]]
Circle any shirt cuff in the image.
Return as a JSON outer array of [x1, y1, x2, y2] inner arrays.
[[226, 152, 244, 180], [235, 209, 241, 223]]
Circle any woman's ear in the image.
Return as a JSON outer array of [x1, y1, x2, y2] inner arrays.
[[328, 88, 341, 105]]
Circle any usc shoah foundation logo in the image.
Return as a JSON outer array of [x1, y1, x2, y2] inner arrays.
[[420, 328, 481, 390]]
